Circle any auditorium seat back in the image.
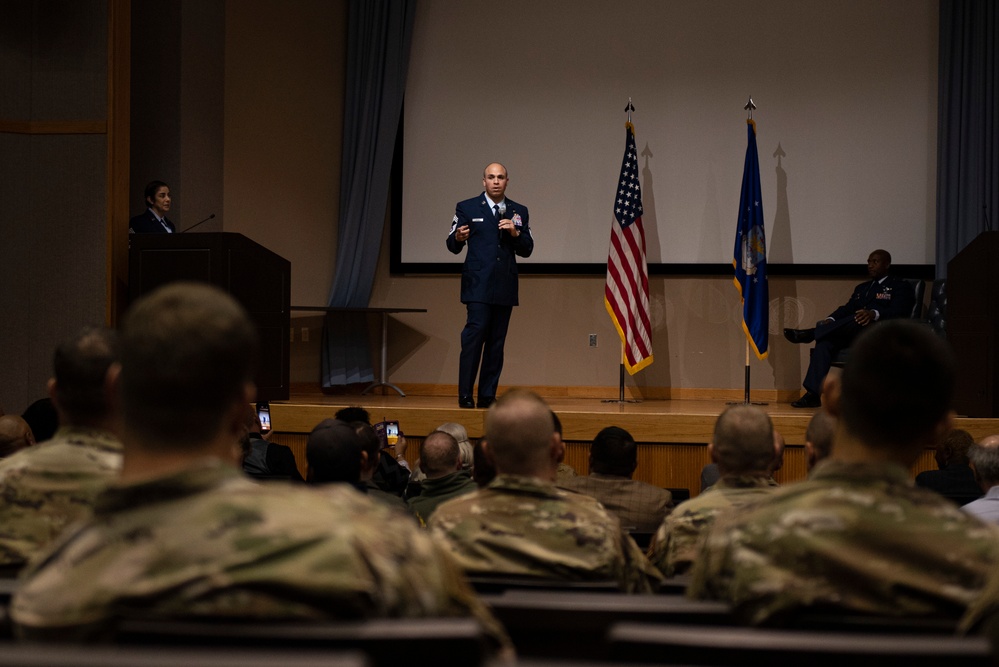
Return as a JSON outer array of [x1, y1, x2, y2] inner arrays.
[[607, 622, 989, 666], [115, 617, 488, 667]]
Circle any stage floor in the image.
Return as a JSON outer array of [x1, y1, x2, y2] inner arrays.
[[269, 389, 999, 446]]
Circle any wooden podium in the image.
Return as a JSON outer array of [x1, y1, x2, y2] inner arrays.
[[128, 233, 291, 401], [948, 231, 999, 417]]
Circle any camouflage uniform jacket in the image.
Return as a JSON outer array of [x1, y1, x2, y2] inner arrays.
[[560, 472, 673, 532], [688, 459, 999, 625], [428, 474, 664, 593], [11, 459, 507, 646], [0, 426, 122, 567], [648, 474, 778, 576], [555, 462, 577, 485]]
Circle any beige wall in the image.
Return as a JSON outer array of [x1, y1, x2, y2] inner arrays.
[[223, 0, 346, 307]]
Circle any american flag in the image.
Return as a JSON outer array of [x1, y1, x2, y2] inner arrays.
[[605, 122, 653, 374]]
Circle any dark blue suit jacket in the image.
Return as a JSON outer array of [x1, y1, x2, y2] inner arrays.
[[446, 193, 533, 306], [828, 275, 915, 322], [129, 209, 176, 234]]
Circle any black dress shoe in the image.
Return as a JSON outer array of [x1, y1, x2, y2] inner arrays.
[[783, 328, 816, 344], [791, 392, 822, 408], [458, 396, 475, 409], [477, 397, 496, 409]]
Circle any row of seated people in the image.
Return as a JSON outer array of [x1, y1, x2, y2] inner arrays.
[[2, 285, 999, 658]]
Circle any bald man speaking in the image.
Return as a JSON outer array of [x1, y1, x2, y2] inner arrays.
[[446, 163, 534, 409]]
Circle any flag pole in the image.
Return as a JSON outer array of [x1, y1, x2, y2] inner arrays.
[[744, 340, 751, 403], [745, 98, 755, 405], [728, 96, 767, 407], [619, 342, 627, 403]]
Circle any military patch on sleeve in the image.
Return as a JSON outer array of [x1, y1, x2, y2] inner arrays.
[[449, 215, 458, 235]]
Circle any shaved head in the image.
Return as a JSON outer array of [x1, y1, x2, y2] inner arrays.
[[485, 390, 555, 477]]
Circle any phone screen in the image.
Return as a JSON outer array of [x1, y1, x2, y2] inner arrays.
[[256, 402, 271, 434]]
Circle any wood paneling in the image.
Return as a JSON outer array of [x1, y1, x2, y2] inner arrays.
[[268, 393, 963, 495]]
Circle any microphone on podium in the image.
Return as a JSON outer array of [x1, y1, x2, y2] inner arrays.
[[180, 213, 216, 233]]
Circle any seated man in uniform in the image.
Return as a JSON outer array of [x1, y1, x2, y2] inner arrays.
[[408, 430, 477, 523], [0, 328, 121, 571], [429, 389, 663, 593], [560, 426, 673, 532], [784, 249, 914, 408], [649, 405, 780, 577], [689, 321, 999, 625], [11, 283, 505, 646]]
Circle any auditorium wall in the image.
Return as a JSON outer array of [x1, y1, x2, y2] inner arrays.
[[0, 0, 109, 415]]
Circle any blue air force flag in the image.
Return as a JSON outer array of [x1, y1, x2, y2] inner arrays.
[[733, 119, 769, 360]]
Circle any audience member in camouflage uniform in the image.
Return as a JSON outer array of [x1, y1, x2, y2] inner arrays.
[[560, 426, 673, 531], [429, 389, 663, 592], [804, 409, 836, 471], [649, 405, 779, 576], [408, 430, 477, 522], [551, 410, 578, 484], [689, 321, 999, 625], [0, 327, 121, 570], [11, 283, 506, 649]]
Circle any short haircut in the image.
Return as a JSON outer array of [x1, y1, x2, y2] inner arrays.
[[119, 282, 258, 446], [970, 438, 999, 486], [483, 162, 508, 178], [351, 421, 381, 460], [143, 180, 168, 204], [805, 411, 836, 463], [590, 426, 638, 477], [839, 321, 955, 451], [21, 398, 58, 443], [941, 428, 974, 465], [437, 422, 472, 469], [472, 438, 496, 488], [52, 327, 118, 424], [334, 406, 370, 425], [421, 431, 460, 478], [551, 410, 563, 437], [712, 405, 775, 475], [484, 389, 554, 476], [872, 248, 892, 265], [0, 416, 33, 458], [242, 404, 262, 433], [306, 418, 364, 483]]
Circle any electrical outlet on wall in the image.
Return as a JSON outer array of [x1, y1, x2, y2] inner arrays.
[[589, 334, 597, 347]]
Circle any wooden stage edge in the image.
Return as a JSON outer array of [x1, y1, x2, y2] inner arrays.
[[270, 384, 999, 445]]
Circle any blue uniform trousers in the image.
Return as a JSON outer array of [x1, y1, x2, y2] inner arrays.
[[459, 302, 512, 400]]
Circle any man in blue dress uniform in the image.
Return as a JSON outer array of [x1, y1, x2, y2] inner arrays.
[[784, 249, 915, 408], [446, 163, 534, 409]]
